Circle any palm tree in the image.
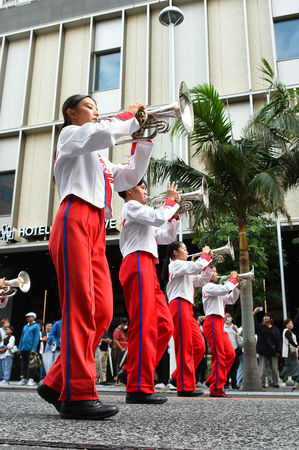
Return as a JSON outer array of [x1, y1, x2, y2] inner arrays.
[[148, 60, 299, 390]]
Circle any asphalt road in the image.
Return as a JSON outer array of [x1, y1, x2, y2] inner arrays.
[[0, 388, 298, 450]]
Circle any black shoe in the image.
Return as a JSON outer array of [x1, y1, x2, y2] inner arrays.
[[117, 368, 127, 385], [37, 381, 61, 412], [169, 377, 177, 388], [177, 390, 203, 397], [224, 384, 230, 390], [205, 381, 210, 388], [273, 385, 279, 388], [209, 393, 232, 398], [60, 399, 119, 420], [126, 392, 167, 404], [231, 386, 240, 390]]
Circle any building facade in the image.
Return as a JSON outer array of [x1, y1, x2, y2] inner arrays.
[[0, 0, 298, 334]]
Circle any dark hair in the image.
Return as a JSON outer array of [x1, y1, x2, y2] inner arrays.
[[61, 94, 95, 130], [120, 317, 128, 325], [161, 241, 183, 283], [6, 325, 13, 332], [118, 178, 147, 200], [284, 318, 292, 327], [264, 313, 273, 324]]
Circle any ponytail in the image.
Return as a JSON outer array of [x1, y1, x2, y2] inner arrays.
[[161, 241, 182, 284]]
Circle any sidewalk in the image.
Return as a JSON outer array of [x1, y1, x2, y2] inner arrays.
[[1, 379, 298, 397]]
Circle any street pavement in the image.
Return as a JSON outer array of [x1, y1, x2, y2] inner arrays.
[[0, 383, 298, 450]]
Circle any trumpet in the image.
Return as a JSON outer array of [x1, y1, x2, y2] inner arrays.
[[0, 271, 31, 299], [219, 266, 255, 286], [148, 178, 208, 214], [188, 237, 235, 263], [99, 81, 194, 144]]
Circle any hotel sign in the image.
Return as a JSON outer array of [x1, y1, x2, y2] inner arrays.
[[0, 220, 118, 243]]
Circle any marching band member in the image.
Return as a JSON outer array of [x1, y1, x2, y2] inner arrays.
[[162, 241, 213, 396], [118, 180, 180, 404], [38, 94, 152, 420], [202, 267, 240, 397]]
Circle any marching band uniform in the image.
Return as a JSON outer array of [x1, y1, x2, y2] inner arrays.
[[119, 199, 180, 396], [44, 112, 153, 403], [202, 277, 240, 397], [167, 255, 213, 393]]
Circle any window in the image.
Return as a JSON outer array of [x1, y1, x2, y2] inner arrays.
[[95, 51, 121, 91], [274, 18, 299, 60], [0, 172, 15, 215]]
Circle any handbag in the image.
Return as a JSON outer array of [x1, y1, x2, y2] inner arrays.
[[236, 333, 243, 348], [28, 353, 42, 370]]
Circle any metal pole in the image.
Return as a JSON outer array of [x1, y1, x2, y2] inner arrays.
[[276, 215, 287, 319]]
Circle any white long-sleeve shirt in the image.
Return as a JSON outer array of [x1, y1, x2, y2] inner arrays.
[[54, 113, 153, 218], [202, 279, 240, 318], [167, 256, 213, 304], [0, 335, 15, 359], [119, 199, 180, 259]]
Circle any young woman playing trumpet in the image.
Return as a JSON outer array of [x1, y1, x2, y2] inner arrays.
[[162, 241, 213, 396]]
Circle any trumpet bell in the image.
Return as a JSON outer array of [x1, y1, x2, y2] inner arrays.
[[178, 81, 194, 135], [6, 271, 31, 293]]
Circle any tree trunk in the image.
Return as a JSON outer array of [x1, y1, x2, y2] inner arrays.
[[238, 217, 262, 391]]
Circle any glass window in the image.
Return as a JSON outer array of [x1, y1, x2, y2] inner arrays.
[[95, 51, 121, 91], [0, 172, 15, 216], [274, 18, 299, 60]]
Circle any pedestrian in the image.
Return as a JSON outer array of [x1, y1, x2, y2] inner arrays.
[[0, 325, 17, 384], [253, 308, 282, 388], [48, 319, 61, 364], [0, 318, 10, 382], [118, 180, 180, 404], [40, 322, 53, 375], [202, 268, 240, 397], [37, 94, 151, 420], [98, 332, 112, 384], [113, 318, 128, 384], [280, 318, 298, 381], [223, 312, 241, 390], [17, 312, 40, 386], [162, 241, 213, 396]]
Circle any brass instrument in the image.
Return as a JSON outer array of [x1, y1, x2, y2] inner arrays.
[[188, 237, 235, 263], [148, 178, 208, 214], [0, 271, 31, 299], [99, 81, 194, 144], [219, 266, 255, 286]]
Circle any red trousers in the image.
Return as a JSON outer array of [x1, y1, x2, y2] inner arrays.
[[169, 298, 205, 391], [203, 314, 235, 396], [44, 195, 113, 401], [119, 251, 173, 393]]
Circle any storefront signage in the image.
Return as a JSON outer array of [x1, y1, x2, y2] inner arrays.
[[0, 219, 118, 243]]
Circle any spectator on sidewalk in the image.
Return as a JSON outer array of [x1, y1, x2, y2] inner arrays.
[[17, 312, 40, 386], [113, 318, 128, 383], [0, 325, 16, 384], [280, 318, 299, 381], [40, 322, 53, 375], [253, 308, 282, 388], [224, 313, 241, 390], [0, 318, 10, 382], [48, 319, 62, 364]]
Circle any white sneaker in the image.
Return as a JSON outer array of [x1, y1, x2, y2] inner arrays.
[[155, 383, 166, 390], [167, 383, 177, 390], [27, 378, 36, 386], [0, 380, 8, 385], [17, 378, 27, 385]]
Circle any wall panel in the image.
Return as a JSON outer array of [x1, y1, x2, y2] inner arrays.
[[27, 31, 59, 125], [0, 38, 29, 129], [58, 24, 90, 120], [17, 131, 52, 226], [208, 0, 248, 95]]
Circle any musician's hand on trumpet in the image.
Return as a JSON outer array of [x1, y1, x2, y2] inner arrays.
[[126, 102, 146, 127], [0, 278, 7, 289], [166, 182, 181, 203]]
